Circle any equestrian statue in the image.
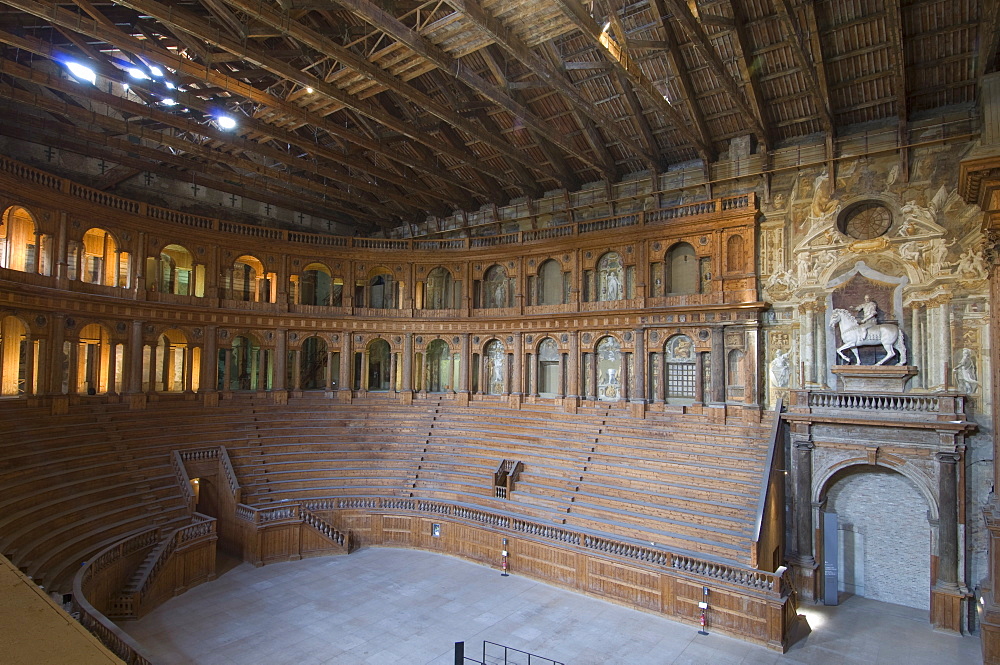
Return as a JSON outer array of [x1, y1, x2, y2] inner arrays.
[[830, 299, 907, 366]]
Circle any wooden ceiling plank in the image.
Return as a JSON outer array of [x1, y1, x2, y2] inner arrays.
[[549, 0, 712, 166], [647, 0, 714, 162], [215, 0, 553, 186], [884, 0, 909, 181], [1, 0, 488, 201], [660, 0, 769, 150], [449, 0, 648, 174], [306, 0, 604, 178]]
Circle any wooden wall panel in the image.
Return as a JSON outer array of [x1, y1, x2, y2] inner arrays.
[[586, 558, 661, 611]]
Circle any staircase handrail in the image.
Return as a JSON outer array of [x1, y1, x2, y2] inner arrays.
[[751, 398, 784, 558]]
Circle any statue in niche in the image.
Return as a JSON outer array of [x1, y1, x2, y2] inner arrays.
[[668, 335, 693, 361], [830, 301, 907, 366], [769, 350, 791, 388], [605, 269, 622, 301], [953, 348, 979, 394]]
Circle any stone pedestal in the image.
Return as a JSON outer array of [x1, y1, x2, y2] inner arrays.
[[832, 365, 916, 393]]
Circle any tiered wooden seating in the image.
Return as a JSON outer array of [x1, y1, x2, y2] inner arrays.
[[0, 399, 252, 594], [227, 395, 429, 503], [1, 393, 774, 596]]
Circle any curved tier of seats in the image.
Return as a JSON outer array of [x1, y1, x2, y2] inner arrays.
[[1, 393, 773, 596]]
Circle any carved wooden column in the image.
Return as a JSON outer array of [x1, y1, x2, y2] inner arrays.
[[788, 427, 819, 601], [127, 321, 145, 394], [340, 333, 353, 396], [389, 349, 399, 392], [273, 329, 287, 392], [200, 325, 217, 395], [710, 328, 725, 403], [589, 352, 598, 401], [632, 328, 646, 403], [529, 352, 539, 397], [693, 352, 704, 404], [931, 450, 967, 633], [511, 332, 523, 396], [619, 352, 629, 402], [566, 332, 578, 400]]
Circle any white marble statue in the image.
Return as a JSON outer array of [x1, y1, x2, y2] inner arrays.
[[953, 348, 979, 394], [769, 350, 791, 388], [854, 295, 878, 338], [830, 307, 907, 366], [956, 249, 987, 280]]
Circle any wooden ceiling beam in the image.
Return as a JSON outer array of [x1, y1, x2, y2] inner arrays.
[[550, 0, 712, 167], [540, 42, 620, 180], [660, 0, 769, 150], [214, 0, 553, 187], [0, 35, 430, 216], [197, 0, 250, 40], [0, 78, 399, 221], [325, 0, 605, 177], [979, 0, 1000, 78], [481, 45, 581, 191], [449, 0, 651, 175], [102, 0, 524, 188], [0, 104, 381, 226], [774, 0, 833, 135], [885, 0, 909, 182], [647, 0, 714, 162], [0, 0, 485, 201]]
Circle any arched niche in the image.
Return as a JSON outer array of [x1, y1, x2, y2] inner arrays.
[[152, 328, 197, 393], [425, 339, 455, 392], [363, 268, 396, 310], [663, 334, 696, 403], [297, 336, 328, 390], [481, 265, 512, 309], [78, 227, 129, 287], [295, 262, 340, 307], [151, 244, 203, 297], [537, 259, 564, 306], [667, 242, 697, 294], [228, 255, 275, 303], [596, 251, 625, 302], [0, 315, 32, 395], [225, 334, 266, 391], [424, 267, 459, 310], [484, 339, 506, 395], [818, 464, 933, 610], [366, 338, 392, 391], [76, 323, 119, 395], [0, 205, 39, 273], [537, 337, 561, 397], [595, 336, 622, 401]]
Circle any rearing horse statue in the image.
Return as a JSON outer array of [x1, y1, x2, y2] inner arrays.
[[830, 308, 907, 366]]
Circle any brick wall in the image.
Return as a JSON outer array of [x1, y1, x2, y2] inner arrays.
[[827, 467, 931, 610]]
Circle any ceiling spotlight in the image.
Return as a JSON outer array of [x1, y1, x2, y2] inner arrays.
[[165, 81, 176, 89], [66, 62, 97, 85], [305, 87, 314, 93], [122, 82, 130, 92], [161, 98, 177, 106], [128, 67, 150, 80], [217, 115, 237, 130], [602, 20, 611, 32], [149, 65, 164, 77]]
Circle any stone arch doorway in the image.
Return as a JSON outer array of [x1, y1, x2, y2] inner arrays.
[[820, 464, 932, 610], [425, 339, 454, 393]]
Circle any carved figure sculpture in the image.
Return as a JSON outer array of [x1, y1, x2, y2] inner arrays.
[[956, 249, 987, 280], [953, 348, 979, 394], [854, 295, 879, 340], [769, 350, 791, 388], [830, 308, 907, 366]]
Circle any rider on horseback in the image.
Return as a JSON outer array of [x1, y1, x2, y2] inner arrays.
[[855, 295, 878, 341]]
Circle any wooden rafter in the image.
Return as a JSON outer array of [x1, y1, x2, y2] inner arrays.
[[102, 0, 530, 188], [447, 0, 653, 174], [661, 0, 769, 150], [550, 0, 712, 166], [209, 0, 556, 186], [980, 0, 1000, 78], [317, 0, 607, 177], [1, 0, 487, 203], [0, 35, 426, 218], [773, 0, 833, 135], [884, 0, 909, 181], [647, 0, 715, 163]]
